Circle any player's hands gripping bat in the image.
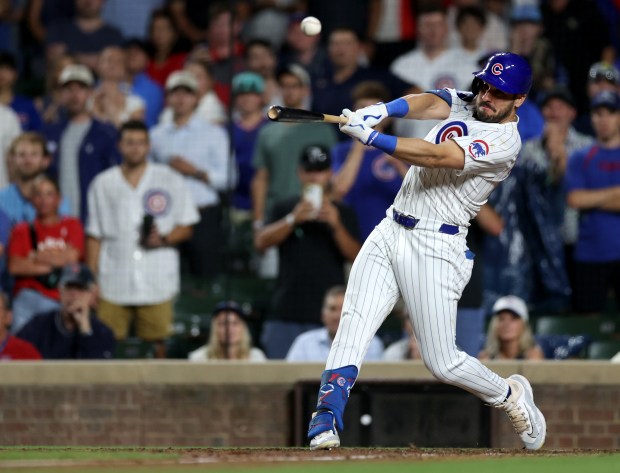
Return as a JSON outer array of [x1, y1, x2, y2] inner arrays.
[[267, 105, 348, 125], [339, 109, 376, 145], [354, 102, 389, 127]]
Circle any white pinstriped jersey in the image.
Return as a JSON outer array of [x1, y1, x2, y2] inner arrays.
[[393, 88, 521, 227]]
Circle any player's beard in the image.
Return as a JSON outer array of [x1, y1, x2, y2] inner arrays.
[[474, 101, 514, 124]]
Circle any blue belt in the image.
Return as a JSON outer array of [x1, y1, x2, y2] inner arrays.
[[392, 209, 459, 235]]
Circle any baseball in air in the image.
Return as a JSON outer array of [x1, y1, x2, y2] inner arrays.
[[301, 16, 322, 36]]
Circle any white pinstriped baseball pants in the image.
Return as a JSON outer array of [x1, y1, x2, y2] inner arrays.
[[326, 216, 509, 405]]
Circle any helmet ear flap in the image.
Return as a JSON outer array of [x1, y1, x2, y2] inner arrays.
[[471, 77, 483, 96]]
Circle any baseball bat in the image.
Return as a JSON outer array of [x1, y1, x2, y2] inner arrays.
[[267, 105, 348, 125]]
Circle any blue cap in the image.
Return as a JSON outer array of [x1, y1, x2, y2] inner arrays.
[[59, 263, 94, 289], [232, 72, 265, 95], [212, 300, 247, 320], [591, 90, 620, 111], [588, 62, 620, 84], [510, 5, 542, 23]]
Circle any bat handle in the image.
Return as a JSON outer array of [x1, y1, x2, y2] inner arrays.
[[323, 114, 349, 126]]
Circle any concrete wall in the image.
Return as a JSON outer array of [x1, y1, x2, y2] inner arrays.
[[1, 361, 619, 449]]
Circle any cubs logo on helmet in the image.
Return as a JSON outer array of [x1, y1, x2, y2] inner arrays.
[[143, 189, 171, 217], [472, 52, 532, 95], [435, 121, 468, 144], [468, 140, 489, 159]]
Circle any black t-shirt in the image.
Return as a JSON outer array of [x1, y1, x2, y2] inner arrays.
[[267, 196, 360, 324], [307, 0, 370, 42]]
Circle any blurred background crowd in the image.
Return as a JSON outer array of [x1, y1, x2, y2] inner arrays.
[[0, 0, 619, 363]]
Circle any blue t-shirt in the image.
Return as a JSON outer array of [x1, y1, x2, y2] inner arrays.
[[331, 141, 403, 240], [564, 145, 620, 262], [131, 73, 164, 128], [0, 184, 72, 227], [516, 99, 544, 143], [11, 95, 42, 131], [232, 118, 268, 210]]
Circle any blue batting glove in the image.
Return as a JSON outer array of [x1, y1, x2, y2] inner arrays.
[[339, 109, 374, 144], [354, 102, 389, 127]]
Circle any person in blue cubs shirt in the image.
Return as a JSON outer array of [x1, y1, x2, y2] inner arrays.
[[331, 81, 408, 240], [565, 90, 620, 313], [0, 51, 42, 131], [17, 263, 115, 359]]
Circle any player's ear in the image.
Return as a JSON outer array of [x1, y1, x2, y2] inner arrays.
[[514, 94, 527, 109]]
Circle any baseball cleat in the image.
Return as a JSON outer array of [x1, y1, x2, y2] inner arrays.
[[503, 374, 546, 450], [308, 410, 340, 450]]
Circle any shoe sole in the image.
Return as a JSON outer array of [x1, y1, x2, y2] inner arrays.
[[509, 374, 546, 450], [309, 431, 340, 450]]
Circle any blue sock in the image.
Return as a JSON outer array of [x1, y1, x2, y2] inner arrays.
[[314, 365, 358, 431]]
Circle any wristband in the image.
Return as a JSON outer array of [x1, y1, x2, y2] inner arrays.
[[284, 213, 295, 227], [385, 98, 410, 118], [367, 131, 397, 155]]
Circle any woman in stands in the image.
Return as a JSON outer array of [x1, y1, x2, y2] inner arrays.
[[188, 301, 265, 361], [478, 295, 544, 360]]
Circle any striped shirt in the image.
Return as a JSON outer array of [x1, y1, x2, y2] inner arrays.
[[393, 88, 521, 227]]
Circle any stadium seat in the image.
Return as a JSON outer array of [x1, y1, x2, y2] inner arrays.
[[587, 340, 620, 360], [535, 315, 618, 341], [114, 337, 155, 359]]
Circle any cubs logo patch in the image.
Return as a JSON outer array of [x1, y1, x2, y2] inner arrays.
[[491, 63, 503, 75], [143, 189, 171, 217], [435, 121, 468, 144], [468, 140, 489, 159], [337, 377, 346, 387], [372, 155, 398, 182]]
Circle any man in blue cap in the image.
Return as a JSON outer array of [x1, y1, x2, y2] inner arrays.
[[17, 263, 115, 359]]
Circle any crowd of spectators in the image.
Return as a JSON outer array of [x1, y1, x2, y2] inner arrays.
[[0, 0, 618, 361]]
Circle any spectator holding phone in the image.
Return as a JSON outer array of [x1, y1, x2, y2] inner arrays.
[[86, 120, 198, 358], [254, 145, 361, 358]]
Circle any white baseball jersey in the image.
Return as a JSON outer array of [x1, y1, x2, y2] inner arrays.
[[324, 88, 522, 407], [87, 163, 199, 305], [394, 88, 521, 227]]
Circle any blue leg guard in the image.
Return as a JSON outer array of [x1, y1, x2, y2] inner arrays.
[[307, 365, 358, 439]]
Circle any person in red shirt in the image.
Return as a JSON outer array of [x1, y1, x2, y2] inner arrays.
[[8, 174, 84, 334], [146, 9, 189, 87], [0, 292, 42, 360]]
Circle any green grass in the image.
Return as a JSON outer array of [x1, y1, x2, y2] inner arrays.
[[0, 448, 618, 473], [0, 446, 180, 461]]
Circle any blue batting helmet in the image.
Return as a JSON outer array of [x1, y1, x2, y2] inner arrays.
[[472, 52, 532, 95]]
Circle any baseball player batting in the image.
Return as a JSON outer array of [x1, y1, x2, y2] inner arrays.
[[307, 52, 546, 450]]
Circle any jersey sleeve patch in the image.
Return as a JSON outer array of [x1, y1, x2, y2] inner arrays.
[[468, 140, 490, 159]]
